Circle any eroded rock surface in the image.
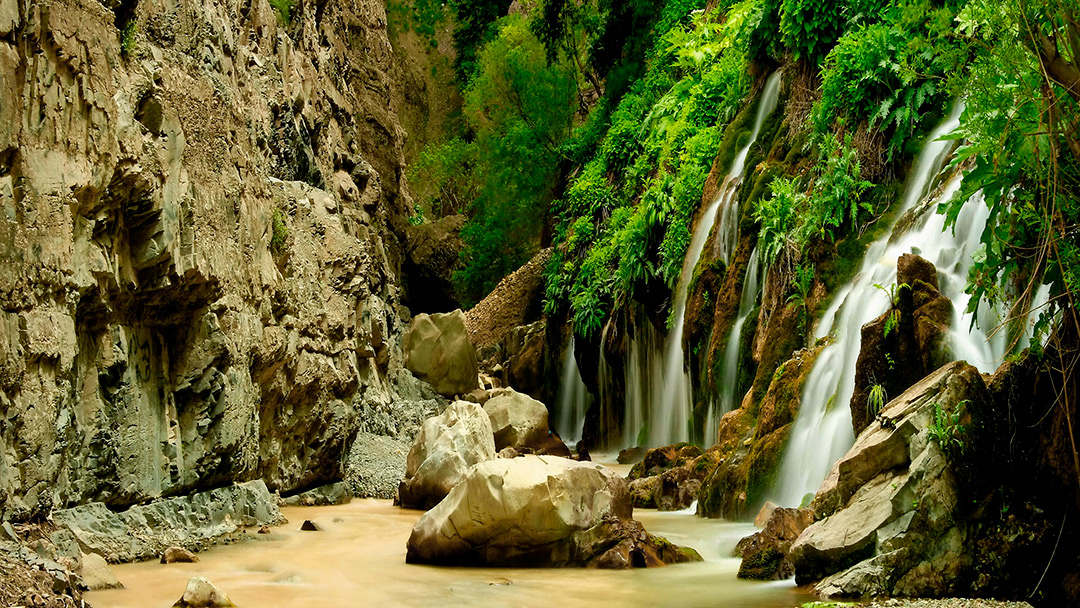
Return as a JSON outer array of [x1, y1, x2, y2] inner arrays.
[[403, 311, 480, 397], [790, 361, 991, 597], [397, 401, 495, 509], [406, 455, 701, 568]]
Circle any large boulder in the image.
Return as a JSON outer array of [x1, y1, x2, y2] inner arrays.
[[402, 215, 465, 314], [173, 577, 235, 608], [403, 311, 479, 397], [483, 389, 551, 451], [789, 361, 993, 597], [406, 455, 702, 568], [397, 401, 496, 509]]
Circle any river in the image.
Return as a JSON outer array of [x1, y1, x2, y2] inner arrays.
[[86, 498, 815, 608]]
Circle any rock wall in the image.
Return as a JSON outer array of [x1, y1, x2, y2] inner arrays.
[[0, 0, 431, 520]]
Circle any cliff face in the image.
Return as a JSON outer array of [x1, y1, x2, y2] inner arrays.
[[0, 0, 424, 519]]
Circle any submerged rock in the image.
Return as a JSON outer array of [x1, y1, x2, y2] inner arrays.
[[173, 577, 235, 608], [403, 311, 479, 397], [397, 401, 496, 509], [406, 455, 701, 568], [160, 547, 199, 564]]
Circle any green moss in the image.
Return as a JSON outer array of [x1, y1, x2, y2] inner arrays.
[[713, 99, 760, 175], [270, 208, 289, 255]]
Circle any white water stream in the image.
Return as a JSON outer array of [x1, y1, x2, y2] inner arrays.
[[771, 104, 1008, 507], [555, 337, 592, 444], [620, 71, 783, 449]]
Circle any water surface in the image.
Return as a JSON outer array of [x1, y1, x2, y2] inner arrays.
[[87, 499, 814, 608]]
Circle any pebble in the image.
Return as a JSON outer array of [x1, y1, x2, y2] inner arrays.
[[863, 599, 1035, 608]]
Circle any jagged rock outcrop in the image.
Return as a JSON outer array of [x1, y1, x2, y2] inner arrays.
[[849, 254, 953, 434], [396, 400, 495, 509], [406, 455, 702, 568], [789, 361, 993, 597], [403, 310, 479, 397], [52, 480, 283, 563], [0, 0, 435, 521], [735, 505, 813, 580]]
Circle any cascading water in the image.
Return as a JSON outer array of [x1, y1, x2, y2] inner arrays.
[[555, 337, 591, 444], [772, 104, 1011, 507], [620, 71, 783, 448], [710, 246, 764, 431]]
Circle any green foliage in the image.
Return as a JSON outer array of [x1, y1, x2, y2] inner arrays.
[[867, 382, 887, 417], [270, 208, 288, 256], [883, 309, 901, 338], [269, 0, 294, 24], [755, 176, 804, 266], [387, 0, 448, 45], [805, 132, 874, 241], [120, 20, 138, 57], [449, 0, 514, 83], [779, 0, 845, 63], [787, 262, 815, 338], [938, 0, 1080, 347], [929, 401, 966, 458], [407, 138, 480, 218]]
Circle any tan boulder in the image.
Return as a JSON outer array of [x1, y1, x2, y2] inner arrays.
[[160, 547, 198, 564], [406, 455, 701, 568], [79, 552, 123, 590], [404, 311, 479, 397], [397, 401, 496, 509], [483, 389, 550, 451], [172, 577, 235, 608]]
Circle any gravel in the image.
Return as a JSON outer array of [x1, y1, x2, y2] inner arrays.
[[345, 432, 411, 499], [861, 599, 1035, 608]]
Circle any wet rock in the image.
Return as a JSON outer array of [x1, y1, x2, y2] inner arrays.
[[300, 521, 321, 531], [79, 552, 122, 590], [173, 576, 235, 608], [53, 480, 283, 563], [397, 401, 496, 510], [754, 501, 779, 527], [735, 507, 813, 580], [160, 547, 199, 564], [629, 443, 703, 480], [406, 455, 701, 568], [498, 447, 521, 458], [257, 526, 271, 534], [629, 476, 660, 509], [790, 361, 993, 597], [403, 311, 480, 397], [284, 482, 351, 506], [849, 254, 953, 435], [484, 389, 550, 451], [617, 446, 646, 464]]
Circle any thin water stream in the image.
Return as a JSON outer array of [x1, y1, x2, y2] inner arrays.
[[87, 499, 814, 608], [555, 337, 591, 444], [620, 71, 783, 449]]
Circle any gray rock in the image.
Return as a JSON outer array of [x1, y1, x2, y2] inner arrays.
[[346, 432, 412, 499], [284, 482, 352, 506], [397, 401, 496, 509], [403, 311, 480, 396], [53, 480, 283, 563]]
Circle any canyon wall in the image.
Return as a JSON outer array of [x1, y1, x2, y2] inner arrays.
[[0, 0, 431, 519]]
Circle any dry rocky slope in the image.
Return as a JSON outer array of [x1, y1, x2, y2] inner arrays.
[[0, 0, 446, 521]]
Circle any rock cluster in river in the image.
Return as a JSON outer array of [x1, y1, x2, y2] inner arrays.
[[406, 455, 702, 568]]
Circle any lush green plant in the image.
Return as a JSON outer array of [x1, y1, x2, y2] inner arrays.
[[803, 132, 874, 242], [120, 20, 138, 57], [407, 138, 481, 218], [787, 262, 815, 338], [270, 208, 288, 255], [867, 382, 887, 417], [756, 176, 804, 266], [929, 401, 966, 457], [269, 0, 294, 24], [873, 281, 909, 338], [778, 0, 845, 63]]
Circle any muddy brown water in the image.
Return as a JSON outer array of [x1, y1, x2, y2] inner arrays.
[[85, 496, 815, 608]]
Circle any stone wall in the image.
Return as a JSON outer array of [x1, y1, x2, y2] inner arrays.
[[0, 0, 430, 519]]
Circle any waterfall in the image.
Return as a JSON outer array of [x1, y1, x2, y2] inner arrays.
[[555, 337, 591, 444], [771, 104, 1011, 507], [619, 71, 783, 449], [715, 246, 764, 418]]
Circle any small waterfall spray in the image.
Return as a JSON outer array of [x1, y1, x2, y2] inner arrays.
[[555, 337, 591, 444], [772, 104, 1010, 506], [619, 71, 783, 448], [716, 246, 764, 416]]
